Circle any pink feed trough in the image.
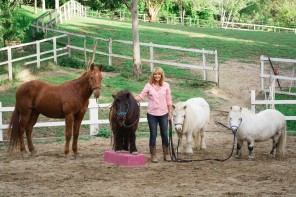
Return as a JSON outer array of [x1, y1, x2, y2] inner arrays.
[[103, 150, 147, 167]]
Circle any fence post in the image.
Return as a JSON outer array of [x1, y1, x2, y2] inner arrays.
[[67, 34, 71, 57], [108, 38, 112, 66], [0, 102, 3, 142], [53, 37, 57, 64], [251, 90, 256, 113], [260, 55, 265, 91], [202, 48, 206, 81], [36, 41, 41, 68], [49, 12, 53, 28], [214, 50, 219, 86], [89, 99, 99, 135], [7, 47, 13, 80], [150, 42, 154, 72]]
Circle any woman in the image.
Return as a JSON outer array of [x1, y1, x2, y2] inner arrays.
[[135, 67, 172, 163]]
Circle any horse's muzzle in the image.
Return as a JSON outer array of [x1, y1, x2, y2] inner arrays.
[[230, 126, 238, 134], [174, 125, 182, 133], [93, 91, 100, 99]]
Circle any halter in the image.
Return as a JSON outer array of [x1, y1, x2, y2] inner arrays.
[[113, 102, 140, 128], [91, 86, 101, 91], [230, 118, 243, 132], [116, 104, 130, 116]]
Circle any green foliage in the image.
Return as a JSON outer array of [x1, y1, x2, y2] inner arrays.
[[275, 92, 296, 131], [101, 64, 118, 72], [97, 129, 110, 138], [0, 2, 30, 45], [58, 56, 86, 69]]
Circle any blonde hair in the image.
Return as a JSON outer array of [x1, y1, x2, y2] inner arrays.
[[149, 67, 165, 86]]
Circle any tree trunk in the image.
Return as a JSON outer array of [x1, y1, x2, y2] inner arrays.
[[34, 0, 37, 14], [146, 0, 164, 22], [132, 0, 142, 77], [42, 0, 46, 12]]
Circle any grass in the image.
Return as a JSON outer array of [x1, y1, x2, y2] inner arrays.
[[57, 17, 296, 63]]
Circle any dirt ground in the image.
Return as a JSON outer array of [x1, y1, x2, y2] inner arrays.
[[1, 61, 296, 196]]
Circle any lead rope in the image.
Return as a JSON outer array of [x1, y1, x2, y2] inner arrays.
[[168, 120, 236, 163]]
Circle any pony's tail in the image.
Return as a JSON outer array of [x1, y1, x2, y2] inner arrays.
[[277, 121, 287, 158], [8, 107, 20, 153]]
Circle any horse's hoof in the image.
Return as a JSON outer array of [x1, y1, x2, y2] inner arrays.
[[235, 155, 241, 159], [30, 150, 37, 157], [21, 152, 29, 159], [185, 149, 193, 154], [200, 147, 206, 152], [248, 156, 255, 161], [269, 153, 275, 158]]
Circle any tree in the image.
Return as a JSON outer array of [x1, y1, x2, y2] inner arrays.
[[0, 0, 28, 46], [144, 0, 166, 22], [213, 0, 255, 27], [121, 0, 142, 77], [131, 0, 142, 77]]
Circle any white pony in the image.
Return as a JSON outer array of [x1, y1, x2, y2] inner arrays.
[[172, 97, 210, 154], [228, 106, 286, 160]]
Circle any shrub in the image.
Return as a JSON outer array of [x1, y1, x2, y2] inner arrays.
[[58, 57, 85, 69]]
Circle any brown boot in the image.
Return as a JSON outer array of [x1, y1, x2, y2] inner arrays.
[[162, 145, 171, 162], [150, 146, 158, 163]]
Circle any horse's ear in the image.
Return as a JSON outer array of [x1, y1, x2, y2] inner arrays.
[[240, 107, 242, 112], [230, 106, 232, 110], [112, 94, 116, 99], [90, 63, 95, 71], [172, 105, 175, 109], [98, 64, 103, 71]]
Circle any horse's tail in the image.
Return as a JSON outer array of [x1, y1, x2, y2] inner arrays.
[[277, 121, 287, 158], [8, 106, 21, 153]]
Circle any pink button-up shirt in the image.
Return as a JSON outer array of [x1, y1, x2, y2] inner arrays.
[[138, 82, 172, 116]]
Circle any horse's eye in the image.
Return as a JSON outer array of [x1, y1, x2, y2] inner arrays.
[[90, 76, 93, 80]]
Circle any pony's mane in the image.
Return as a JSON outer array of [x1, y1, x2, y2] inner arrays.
[[114, 89, 133, 101]]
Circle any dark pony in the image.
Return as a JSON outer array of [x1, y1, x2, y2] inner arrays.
[[8, 63, 103, 158], [109, 90, 140, 154]]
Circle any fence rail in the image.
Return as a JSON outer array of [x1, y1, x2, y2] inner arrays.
[[250, 90, 296, 121], [0, 99, 148, 142], [87, 10, 296, 34], [260, 55, 296, 96], [1, 25, 219, 84]]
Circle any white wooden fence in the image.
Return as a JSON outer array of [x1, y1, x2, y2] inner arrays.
[[0, 99, 148, 142], [0, 26, 219, 84], [250, 90, 296, 121], [260, 55, 296, 96], [87, 10, 296, 34], [0, 34, 68, 80], [33, 0, 86, 32]]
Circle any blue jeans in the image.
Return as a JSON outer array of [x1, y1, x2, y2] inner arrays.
[[147, 113, 169, 148]]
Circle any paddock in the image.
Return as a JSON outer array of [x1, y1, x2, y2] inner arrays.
[[0, 128, 296, 196]]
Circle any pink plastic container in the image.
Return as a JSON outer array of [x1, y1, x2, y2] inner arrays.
[[103, 150, 147, 167]]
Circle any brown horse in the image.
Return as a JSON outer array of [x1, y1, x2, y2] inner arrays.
[[8, 63, 103, 158], [109, 90, 140, 154]]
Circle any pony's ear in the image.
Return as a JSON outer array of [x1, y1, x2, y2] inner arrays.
[[90, 63, 95, 70], [112, 94, 116, 99], [98, 64, 103, 71], [126, 92, 130, 99]]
